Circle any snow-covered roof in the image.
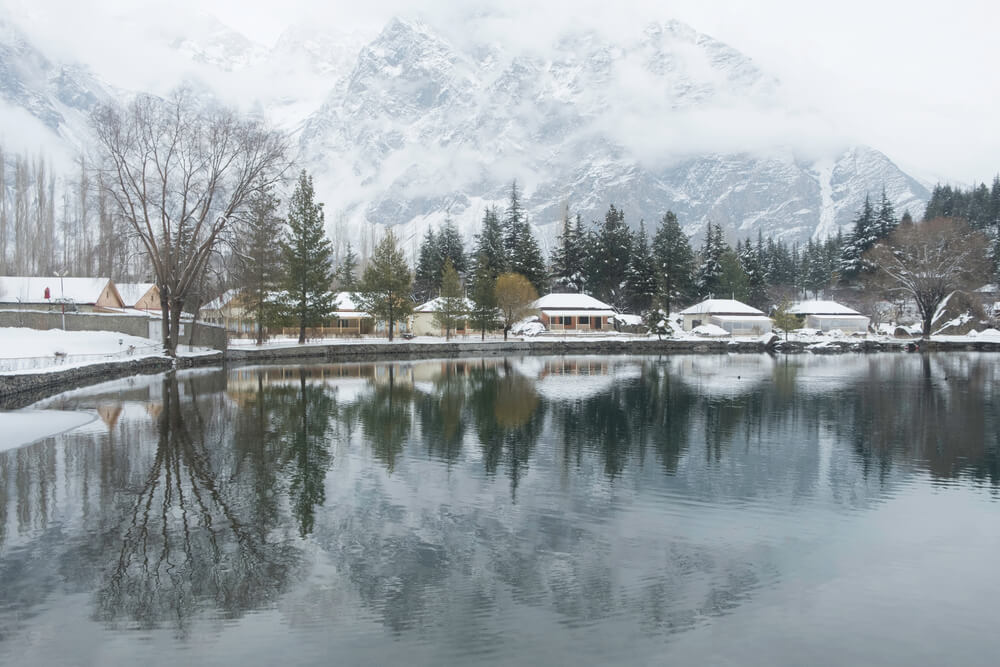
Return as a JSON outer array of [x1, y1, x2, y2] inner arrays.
[[201, 289, 240, 311], [333, 291, 365, 311], [415, 297, 475, 313], [0, 276, 116, 305], [975, 284, 998, 294], [679, 299, 763, 316], [788, 300, 862, 316], [116, 283, 157, 307], [533, 292, 615, 311]]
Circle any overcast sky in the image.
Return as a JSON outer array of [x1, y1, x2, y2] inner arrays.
[[7, 0, 1000, 184]]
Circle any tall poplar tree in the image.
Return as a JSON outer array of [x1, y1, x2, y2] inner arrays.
[[281, 170, 335, 344]]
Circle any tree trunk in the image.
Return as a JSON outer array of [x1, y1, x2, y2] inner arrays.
[[503, 325, 509, 341], [388, 317, 394, 341], [168, 298, 184, 356]]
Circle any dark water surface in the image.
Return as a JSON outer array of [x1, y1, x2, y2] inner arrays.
[[1, 354, 999, 666]]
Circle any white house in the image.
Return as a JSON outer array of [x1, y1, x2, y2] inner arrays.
[[680, 298, 773, 334], [0, 276, 125, 312], [788, 300, 870, 333], [410, 297, 474, 336], [532, 293, 617, 332], [331, 292, 375, 336]]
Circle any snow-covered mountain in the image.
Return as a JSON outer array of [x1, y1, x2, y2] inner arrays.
[[0, 10, 929, 250], [298, 18, 928, 250]]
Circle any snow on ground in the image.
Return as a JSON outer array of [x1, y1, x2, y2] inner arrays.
[[690, 324, 730, 337], [0, 409, 96, 452], [0, 327, 216, 373]]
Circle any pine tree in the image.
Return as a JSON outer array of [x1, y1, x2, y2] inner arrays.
[[717, 247, 748, 302], [437, 216, 467, 276], [281, 170, 335, 344], [839, 194, 878, 281], [233, 183, 284, 344], [357, 229, 413, 341], [335, 241, 359, 290], [739, 233, 768, 310], [433, 258, 466, 340], [469, 253, 500, 340], [625, 220, 657, 314], [695, 222, 725, 298], [508, 216, 547, 293], [652, 211, 695, 316], [502, 180, 525, 259], [875, 187, 898, 238], [589, 204, 633, 309], [472, 206, 506, 279], [551, 210, 586, 292], [413, 226, 442, 303]]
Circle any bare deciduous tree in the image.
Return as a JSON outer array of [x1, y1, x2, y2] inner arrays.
[[867, 217, 989, 339], [91, 89, 289, 354]]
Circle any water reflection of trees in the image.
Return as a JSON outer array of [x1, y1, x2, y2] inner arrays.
[[94, 374, 299, 635]]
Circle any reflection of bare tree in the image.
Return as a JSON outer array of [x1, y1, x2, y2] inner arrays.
[[95, 374, 297, 636]]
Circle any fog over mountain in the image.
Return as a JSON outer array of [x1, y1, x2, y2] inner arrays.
[[0, 8, 930, 254]]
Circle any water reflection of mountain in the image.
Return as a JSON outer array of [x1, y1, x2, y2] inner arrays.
[[0, 354, 997, 659]]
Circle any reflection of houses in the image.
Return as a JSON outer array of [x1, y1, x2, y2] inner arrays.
[[0, 276, 125, 312], [680, 299, 772, 334], [533, 293, 617, 332], [117, 283, 160, 312], [410, 297, 474, 336], [788, 300, 870, 333]]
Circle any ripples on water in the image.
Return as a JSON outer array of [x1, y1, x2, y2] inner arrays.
[[1, 353, 999, 666]]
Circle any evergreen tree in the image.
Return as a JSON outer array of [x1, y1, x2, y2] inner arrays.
[[502, 180, 525, 259], [625, 220, 657, 313], [589, 204, 633, 309], [652, 210, 696, 315], [233, 183, 284, 345], [280, 170, 335, 344], [357, 229, 413, 341], [802, 239, 830, 297], [839, 194, 878, 280], [508, 216, 547, 293], [875, 187, 898, 238], [551, 211, 586, 292], [738, 233, 768, 310], [432, 258, 466, 340], [472, 206, 507, 279], [717, 247, 748, 302], [437, 216, 468, 276], [899, 209, 914, 228], [413, 226, 442, 303], [695, 222, 725, 298], [469, 253, 500, 340], [334, 241, 359, 290]]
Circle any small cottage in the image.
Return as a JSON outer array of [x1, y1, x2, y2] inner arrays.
[[788, 300, 870, 333], [117, 283, 161, 312], [201, 290, 251, 334], [410, 297, 474, 336], [0, 276, 124, 312], [331, 292, 375, 336], [533, 293, 617, 332], [680, 299, 773, 334]]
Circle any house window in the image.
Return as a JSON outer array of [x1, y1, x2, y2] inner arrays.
[[578, 316, 590, 326], [551, 316, 562, 325], [339, 319, 350, 328]]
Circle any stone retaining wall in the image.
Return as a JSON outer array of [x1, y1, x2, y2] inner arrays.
[[0, 310, 227, 350], [0, 352, 224, 409]]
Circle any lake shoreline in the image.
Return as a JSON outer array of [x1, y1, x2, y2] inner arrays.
[[3, 336, 999, 409]]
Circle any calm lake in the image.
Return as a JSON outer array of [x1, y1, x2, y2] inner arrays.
[[1, 354, 999, 666]]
